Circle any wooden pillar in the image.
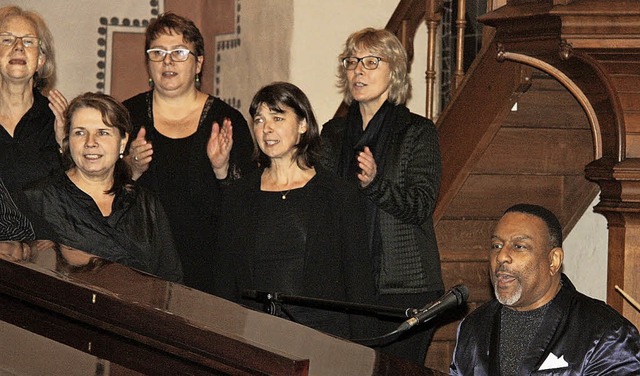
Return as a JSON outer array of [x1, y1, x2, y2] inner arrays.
[[452, 0, 466, 93], [588, 159, 640, 327], [425, 0, 443, 120]]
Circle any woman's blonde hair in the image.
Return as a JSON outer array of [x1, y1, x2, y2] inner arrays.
[[337, 27, 410, 105], [0, 6, 56, 92]]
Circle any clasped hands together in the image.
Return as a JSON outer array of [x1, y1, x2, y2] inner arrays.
[[0, 240, 56, 262]]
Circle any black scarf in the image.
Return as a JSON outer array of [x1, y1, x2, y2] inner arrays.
[[339, 100, 393, 181], [338, 100, 394, 288]]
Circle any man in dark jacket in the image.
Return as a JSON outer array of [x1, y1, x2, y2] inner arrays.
[[450, 203, 640, 375]]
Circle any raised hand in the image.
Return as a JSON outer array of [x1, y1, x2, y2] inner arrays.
[[357, 146, 377, 188], [47, 89, 69, 147], [126, 127, 153, 180], [207, 118, 233, 179]]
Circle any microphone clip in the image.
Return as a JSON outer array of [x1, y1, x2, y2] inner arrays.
[[396, 284, 469, 333]]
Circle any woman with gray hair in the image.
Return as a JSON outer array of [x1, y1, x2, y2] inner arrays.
[[0, 5, 67, 196], [320, 27, 444, 365]]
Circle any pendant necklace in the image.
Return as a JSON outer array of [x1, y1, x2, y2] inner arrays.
[[281, 189, 291, 200]]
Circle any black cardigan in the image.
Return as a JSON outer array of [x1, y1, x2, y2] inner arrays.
[[215, 167, 376, 338], [320, 103, 443, 294]]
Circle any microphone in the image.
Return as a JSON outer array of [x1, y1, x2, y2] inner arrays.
[[242, 290, 281, 315], [397, 284, 468, 332], [242, 289, 278, 303]]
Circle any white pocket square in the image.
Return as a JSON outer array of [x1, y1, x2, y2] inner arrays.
[[539, 353, 569, 371]]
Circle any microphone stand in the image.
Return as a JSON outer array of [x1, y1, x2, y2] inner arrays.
[[243, 290, 421, 346]]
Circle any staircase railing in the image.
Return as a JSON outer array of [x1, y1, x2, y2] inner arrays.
[[384, 0, 469, 119]]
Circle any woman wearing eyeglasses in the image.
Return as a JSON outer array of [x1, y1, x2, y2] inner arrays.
[[320, 27, 444, 365], [0, 6, 67, 197], [122, 12, 255, 294]]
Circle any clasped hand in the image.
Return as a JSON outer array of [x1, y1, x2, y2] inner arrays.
[[48, 89, 69, 147], [357, 146, 377, 188], [127, 127, 153, 180], [0, 240, 55, 262]]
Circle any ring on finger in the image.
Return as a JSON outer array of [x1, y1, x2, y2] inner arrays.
[[134, 155, 139, 161]]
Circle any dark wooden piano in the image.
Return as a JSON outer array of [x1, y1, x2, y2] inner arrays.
[[0, 246, 446, 375]]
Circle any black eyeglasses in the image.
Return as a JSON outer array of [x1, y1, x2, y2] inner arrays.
[[342, 56, 383, 70], [146, 48, 196, 62], [0, 33, 40, 49]]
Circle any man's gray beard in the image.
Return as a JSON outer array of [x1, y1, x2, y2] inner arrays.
[[494, 281, 522, 307]]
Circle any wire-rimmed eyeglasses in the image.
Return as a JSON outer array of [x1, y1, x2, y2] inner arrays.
[[0, 33, 40, 49], [342, 56, 383, 70], [146, 48, 196, 62]]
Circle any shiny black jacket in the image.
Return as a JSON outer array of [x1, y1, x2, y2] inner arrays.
[[320, 103, 443, 294], [23, 172, 183, 282], [450, 274, 640, 375]]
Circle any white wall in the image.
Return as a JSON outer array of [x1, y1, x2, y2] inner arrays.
[[290, 0, 427, 126], [563, 196, 608, 300]]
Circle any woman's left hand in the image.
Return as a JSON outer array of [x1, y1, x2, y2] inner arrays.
[[357, 146, 377, 188], [207, 118, 234, 179], [48, 89, 69, 147]]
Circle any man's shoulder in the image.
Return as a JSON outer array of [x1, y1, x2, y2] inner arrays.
[[568, 288, 638, 332]]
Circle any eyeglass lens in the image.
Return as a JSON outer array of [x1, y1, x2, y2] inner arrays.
[[342, 56, 382, 70], [146, 48, 192, 62], [0, 34, 39, 48]]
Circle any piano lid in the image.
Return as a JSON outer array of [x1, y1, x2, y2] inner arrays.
[[0, 244, 443, 376]]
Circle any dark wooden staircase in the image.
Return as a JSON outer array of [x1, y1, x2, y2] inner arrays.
[[382, 0, 640, 373], [428, 62, 596, 372]]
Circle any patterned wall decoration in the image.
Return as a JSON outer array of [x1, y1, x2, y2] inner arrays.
[[213, 0, 292, 117], [96, 1, 160, 92], [0, 0, 164, 101], [215, 0, 242, 109], [2, 0, 292, 115]]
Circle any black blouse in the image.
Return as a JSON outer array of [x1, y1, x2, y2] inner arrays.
[[0, 90, 62, 195], [123, 91, 255, 293], [23, 172, 183, 282]]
